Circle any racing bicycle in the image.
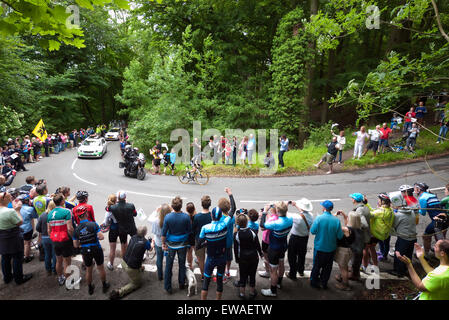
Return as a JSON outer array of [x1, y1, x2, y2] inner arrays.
[[177, 164, 209, 185]]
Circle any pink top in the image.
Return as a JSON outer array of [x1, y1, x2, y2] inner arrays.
[[262, 214, 278, 243]]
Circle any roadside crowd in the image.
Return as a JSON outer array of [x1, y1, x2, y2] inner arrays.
[[0, 174, 448, 300]]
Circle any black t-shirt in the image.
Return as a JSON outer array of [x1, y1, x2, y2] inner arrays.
[[327, 141, 338, 157], [233, 228, 262, 263], [192, 212, 212, 242], [73, 220, 101, 249], [337, 226, 355, 248], [109, 201, 137, 235]]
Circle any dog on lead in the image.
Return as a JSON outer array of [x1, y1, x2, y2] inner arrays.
[[185, 264, 197, 297]]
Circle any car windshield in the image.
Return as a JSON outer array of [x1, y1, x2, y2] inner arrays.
[[82, 140, 100, 146], [109, 128, 119, 132]]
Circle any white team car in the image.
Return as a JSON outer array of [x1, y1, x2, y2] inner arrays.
[[77, 137, 107, 158], [105, 127, 120, 141]]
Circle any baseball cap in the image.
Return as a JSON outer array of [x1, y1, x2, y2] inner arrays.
[[320, 200, 334, 211], [117, 190, 127, 200], [349, 193, 364, 202]]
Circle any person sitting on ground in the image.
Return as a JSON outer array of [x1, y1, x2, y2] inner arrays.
[[260, 201, 293, 297], [396, 240, 449, 300], [263, 152, 275, 169], [110, 226, 152, 300], [233, 213, 263, 300], [388, 191, 417, 278], [309, 200, 343, 289], [73, 209, 110, 295], [314, 136, 339, 174], [20, 176, 36, 193]]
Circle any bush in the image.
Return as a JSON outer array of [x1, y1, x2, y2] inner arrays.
[[304, 121, 335, 147]]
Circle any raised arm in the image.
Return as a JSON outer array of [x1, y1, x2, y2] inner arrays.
[[225, 187, 236, 218]]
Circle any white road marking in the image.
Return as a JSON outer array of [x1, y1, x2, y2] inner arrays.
[[71, 158, 78, 170], [73, 173, 97, 186], [125, 190, 187, 200], [240, 199, 341, 204]]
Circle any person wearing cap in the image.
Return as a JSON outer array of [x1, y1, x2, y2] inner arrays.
[[415, 183, 445, 258], [388, 192, 417, 278], [260, 201, 293, 297], [161, 196, 192, 294], [309, 200, 343, 289], [0, 190, 33, 285], [285, 198, 314, 280], [348, 193, 371, 280], [18, 194, 38, 263], [196, 206, 230, 300], [109, 191, 138, 257]]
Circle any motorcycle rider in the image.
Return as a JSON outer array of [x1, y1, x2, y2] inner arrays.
[[124, 145, 138, 173]]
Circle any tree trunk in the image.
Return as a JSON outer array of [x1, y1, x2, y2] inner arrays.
[[322, 49, 336, 124]]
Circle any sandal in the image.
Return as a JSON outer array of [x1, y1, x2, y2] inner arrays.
[[334, 274, 343, 283]]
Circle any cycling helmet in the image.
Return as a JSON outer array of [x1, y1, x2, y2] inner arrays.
[[6, 188, 19, 197], [76, 190, 89, 201], [211, 207, 223, 221], [414, 182, 429, 192], [399, 185, 413, 192], [17, 194, 30, 202], [377, 192, 390, 200]]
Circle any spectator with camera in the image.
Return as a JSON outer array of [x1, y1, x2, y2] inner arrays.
[[260, 201, 293, 297], [387, 192, 417, 278], [285, 198, 314, 280], [396, 240, 449, 300], [110, 226, 152, 300]]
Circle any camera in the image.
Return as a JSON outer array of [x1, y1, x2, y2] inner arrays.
[[237, 208, 248, 215], [288, 200, 292, 205], [434, 214, 448, 230]]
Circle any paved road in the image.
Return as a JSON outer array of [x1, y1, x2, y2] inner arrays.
[[3, 141, 447, 300]]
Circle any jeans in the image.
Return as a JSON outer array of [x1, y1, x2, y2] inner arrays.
[[278, 150, 286, 167], [59, 142, 65, 151], [164, 247, 187, 291], [1, 251, 24, 284], [41, 237, 56, 272], [155, 245, 164, 280], [378, 236, 390, 258], [310, 249, 335, 287], [437, 125, 448, 142], [393, 237, 416, 276], [232, 150, 237, 166], [403, 122, 412, 133], [337, 150, 343, 163], [288, 235, 309, 276]]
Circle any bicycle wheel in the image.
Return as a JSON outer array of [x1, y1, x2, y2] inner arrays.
[[194, 170, 209, 185], [177, 170, 190, 184]]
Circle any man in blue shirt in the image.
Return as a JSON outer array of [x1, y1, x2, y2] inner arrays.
[[415, 182, 444, 258], [260, 201, 293, 297], [218, 187, 236, 283], [310, 200, 344, 289], [17, 194, 38, 263], [415, 101, 427, 125], [161, 196, 192, 294], [278, 135, 289, 168]]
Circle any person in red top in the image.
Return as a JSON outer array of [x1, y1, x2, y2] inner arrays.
[[404, 107, 416, 133], [72, 191, 96, 225], [379, 123, 393, 153]]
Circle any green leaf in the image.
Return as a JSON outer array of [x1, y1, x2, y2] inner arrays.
[[75, 0, 94, 10], [113, 0, 130, 9], [48, 40, 61, 51]]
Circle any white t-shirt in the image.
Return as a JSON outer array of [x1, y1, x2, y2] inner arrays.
[[368, 129, 381, 142], [287, 211, 314, 237], [355, 131, 369, 145]]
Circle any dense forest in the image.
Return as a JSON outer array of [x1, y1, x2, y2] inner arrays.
[[1, 0, 449, 151]]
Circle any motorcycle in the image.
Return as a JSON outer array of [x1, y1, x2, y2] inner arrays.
[[119, 152, 146, 180]]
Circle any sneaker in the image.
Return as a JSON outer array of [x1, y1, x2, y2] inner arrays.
[[261, 289, 276, 297], [389, 250, 395, 257], [223, 273, 231, 284], [107, 262, 114, 271], [58, 275, 66, 286], [436, 141, 440, 144], [258, 270, 270, 278], [102, 282, 110, 293], [88, 284, 95, 295], [109, 289, 121, 300]]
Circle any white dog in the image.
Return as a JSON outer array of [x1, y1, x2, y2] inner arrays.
[[185, 264, 197, 297]]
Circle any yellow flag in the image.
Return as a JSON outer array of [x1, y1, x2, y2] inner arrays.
[[32, 119, 48, 141]]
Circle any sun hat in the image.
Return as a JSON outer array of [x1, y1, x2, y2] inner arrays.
[[349, 193, 364, 202], [296, 198, 313, 212]]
